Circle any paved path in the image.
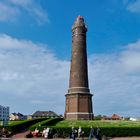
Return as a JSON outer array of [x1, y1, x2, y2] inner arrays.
[[13, 138, 140, 140], [1, 137, 139, 140], [11, 130, 30, 139], [1, 137, 140, 140], [110, 137, 140, 140]]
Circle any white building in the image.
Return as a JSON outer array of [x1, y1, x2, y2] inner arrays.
[[130, 117, 138, 121], [0, 105, 9, 126]]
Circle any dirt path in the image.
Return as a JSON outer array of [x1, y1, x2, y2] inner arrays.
[[11, 130, 30, 139]]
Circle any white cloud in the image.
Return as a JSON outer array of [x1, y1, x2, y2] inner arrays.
[[0, 0, 49, 24], [89, 54, 140, 117], [120, 39, 140, 73], [0, 33, 140, 117], [126, 0, 140, 13], [10, 0, 49, 24], [0, 34, 69, 114], [10, 0, 32, 6], [0, 2, 19, 22], [89, 39, 140, 117]]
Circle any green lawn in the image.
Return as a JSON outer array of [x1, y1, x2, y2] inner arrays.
[[54, 120, 140, 128], [7, 120, 140, 128], [8, 120, 24, 125], [5, 119, 140, 137], [48, 120, 140, 137]]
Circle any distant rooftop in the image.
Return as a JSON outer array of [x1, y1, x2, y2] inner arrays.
[[32, 110, 58, 117]]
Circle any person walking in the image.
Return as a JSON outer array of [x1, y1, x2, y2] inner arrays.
[[88, 126, 95, 140], [96, 126, 101, 140], [42, 128, 47, 138], [78, 126, 82, 138], [71, 127, 77, 140], [45, 127, 50, 139]]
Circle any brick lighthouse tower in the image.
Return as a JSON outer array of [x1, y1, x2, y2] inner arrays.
[[65, 16, 93, 120]]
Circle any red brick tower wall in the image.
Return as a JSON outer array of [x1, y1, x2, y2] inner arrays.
[[65, 16, 94, 120]]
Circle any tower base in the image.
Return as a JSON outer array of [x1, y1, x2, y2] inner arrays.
[[65, 112, 93, 120], [65, 88, 93, 120]]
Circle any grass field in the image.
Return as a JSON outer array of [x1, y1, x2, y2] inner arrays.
[[8, 121, 24, 125], [3, 119, 140, 137], [6, 120, 140, 128], [50, 120, 140, 137], [54, 120, 140, 128]]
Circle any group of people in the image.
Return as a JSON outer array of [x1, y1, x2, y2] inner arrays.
[[71, 126, 100, 140], [42, 127, 50, 138], [32, 126, 100, 140], [89, 126, 100, 140], [0, 127, 11, 138], [31, 127, 50, 138]]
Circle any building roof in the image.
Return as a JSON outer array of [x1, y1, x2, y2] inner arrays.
[[111, 114, 121, 119], [32, 111, 58, 117], [11, 112, 24, 116]]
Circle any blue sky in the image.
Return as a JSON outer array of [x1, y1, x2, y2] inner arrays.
[[0, 0, 140, 117]]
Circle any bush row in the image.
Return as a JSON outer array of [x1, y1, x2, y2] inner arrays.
[[47, 126, 140, 138], [8, 118, 47, 133], [100, 127, 140, 137], [29, 118, 63, 131], [6, 118, 140, 137]]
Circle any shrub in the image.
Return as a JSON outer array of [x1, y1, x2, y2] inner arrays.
[[8, 118, 47, 133], [48, 126, 140, 138], [100, 127, 140, 137], [7, 119, 140, 137], [42, 118, 63, 126], [29, 118, 63, 131]]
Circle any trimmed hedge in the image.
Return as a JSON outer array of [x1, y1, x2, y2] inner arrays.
[[49, 126, 140, 137], [42, 118, 63, 126], [29, 119, 140, 137], [100, 127, 140, 137], [8, 118, 47, 133], [7, 118, 140, 137], [29, 118, 63, 131]]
